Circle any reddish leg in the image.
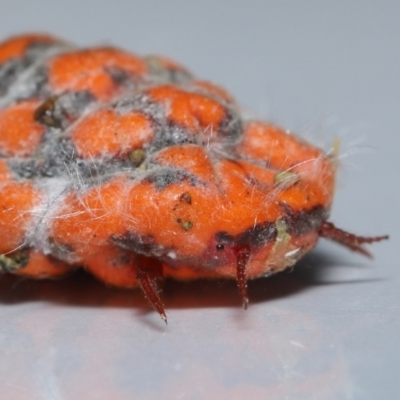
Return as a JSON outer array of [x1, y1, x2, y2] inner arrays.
[[135, 255, 167, 323], [318, 221, 389, 257], [233, 244, 251, 309]]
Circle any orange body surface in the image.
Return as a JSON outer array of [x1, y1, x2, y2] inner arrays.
[[0, 34, 388, 321]]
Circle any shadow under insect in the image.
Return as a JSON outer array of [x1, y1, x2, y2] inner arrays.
[[0, 248, 384, 317]]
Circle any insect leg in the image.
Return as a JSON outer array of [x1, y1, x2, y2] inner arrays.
[[318, 221, 389, 257], [233, 244, 251, 309], [135, 255, 167, 323]]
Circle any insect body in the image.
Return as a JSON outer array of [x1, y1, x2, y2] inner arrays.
[[0, 34, 388, 322]]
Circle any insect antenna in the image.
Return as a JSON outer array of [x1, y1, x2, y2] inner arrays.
[[318, 221, 389, 257]]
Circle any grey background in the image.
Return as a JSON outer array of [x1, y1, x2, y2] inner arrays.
[[0, 1, 398, 399]]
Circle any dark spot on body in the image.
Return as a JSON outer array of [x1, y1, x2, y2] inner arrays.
[[180, 192, 192, 204], [34, 95, 62, 127], [128, 148, 146, 167], [143, 168, 201, 190], [35, 90, 94, 128], [177, 219, 193, 231]]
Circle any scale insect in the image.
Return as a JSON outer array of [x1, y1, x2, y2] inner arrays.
[[0, 33, 388, 322]]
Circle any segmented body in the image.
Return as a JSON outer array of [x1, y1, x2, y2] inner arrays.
[[0, 34, 387, 321]]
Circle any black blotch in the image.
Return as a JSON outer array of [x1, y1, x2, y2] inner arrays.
[[236, 221, 277, 247], [214, 222, 277, 252], [282, 204, 328, 236], [10, 65, 49, 100], [211, 207, 326, 254], [110, 93, 198, 152], [0, 40, 58, 97], [112, 232, 158, 255], [0, 59, 25, 96], [150, 123, 198, 151], [105, 66, 133, 86], [8, 135, 134, 183], [60, 90, 95, 119], [143, 168, 200, 190], [46, 238, 76, 263], [215, 231, 235, 246], [217, 107, 242, 143], [26, 66, 48, 98], [111, 92, 156, 114]]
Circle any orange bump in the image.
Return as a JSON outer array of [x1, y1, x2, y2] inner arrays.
[[48, 48, 147, 100], [50, 178, 129, 259], [239, 121, 322, 170], [14, 250, 72, 278], [0, 181, 42, 253], [238, 121, 336, 208], [214, 159, 283, 235], [0, 100, 46, 157], [71, 108, 154, 158], [148, 85, 226, 133], [85, 246, 138, 288], [153, 145, 216, 182], [126, 180, 221, 259]]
